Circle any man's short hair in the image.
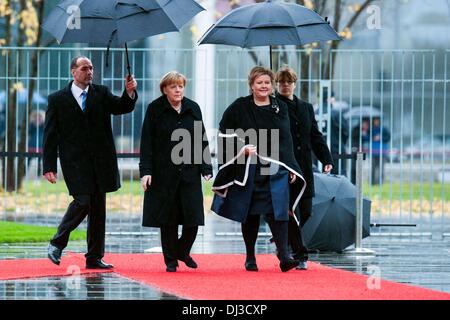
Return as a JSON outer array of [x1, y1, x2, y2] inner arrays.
[[70, 56, 89, 70]]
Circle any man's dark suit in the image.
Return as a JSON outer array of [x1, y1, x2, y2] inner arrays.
[[43, 81, 137, 260]]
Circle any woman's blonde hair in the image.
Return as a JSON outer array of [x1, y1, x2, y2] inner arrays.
[[248, 66, 275, 90], [275, 67, 298, 83], [159, 71, 187, 94]]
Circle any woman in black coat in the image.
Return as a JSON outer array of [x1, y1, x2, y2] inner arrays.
[[212, 66, 305, 273], [275, 67, 334, 269], [139, 71, 213, 272]]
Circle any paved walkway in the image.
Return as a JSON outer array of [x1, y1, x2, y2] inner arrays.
[[1, 214, 450, 299]]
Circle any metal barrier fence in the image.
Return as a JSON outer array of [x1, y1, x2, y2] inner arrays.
[[0, 47, 449, 239]]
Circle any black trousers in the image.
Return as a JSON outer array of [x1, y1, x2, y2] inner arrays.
[[160, 225, 198, 268], [242, 213, 291, 262], [50, 190, 106, 260], [288, 197, 312, 262]]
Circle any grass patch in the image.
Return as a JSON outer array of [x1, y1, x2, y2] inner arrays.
[[17, 180, 215, 197], [1, 180, 447, 215], [17, 180, 448, 201], [363, 182, 450, 201], [202, 180, 214, 197], [0, 221, 86, 243]]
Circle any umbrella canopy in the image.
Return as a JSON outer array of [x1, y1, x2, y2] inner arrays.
[[42, 0, 204, 73], [313, 100, 349, 113], [43, 0, 204, 45], [331, 100, 350, 111], [344, 106, 382, 120], [302, 173, 371, 253], [198, 0, 340, 69]]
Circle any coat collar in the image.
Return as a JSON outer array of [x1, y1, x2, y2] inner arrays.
[[64, 81, 96, 115], [277, 93, 308, 123], [154, 95, 202, 120], [63, 81, 83, 115]]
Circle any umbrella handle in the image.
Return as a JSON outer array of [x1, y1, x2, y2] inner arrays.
[[125, 43, 132, 77]]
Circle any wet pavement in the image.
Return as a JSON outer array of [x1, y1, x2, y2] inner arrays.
[[1, 214, 450, 299], [0, 273, 181, 300]]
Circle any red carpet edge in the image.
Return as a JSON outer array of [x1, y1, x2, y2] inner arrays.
[[1, 253, 449, 300]]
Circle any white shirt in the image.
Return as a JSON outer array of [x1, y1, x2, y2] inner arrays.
[[71, 82, 135, 109], [71, 82, 89, 110]]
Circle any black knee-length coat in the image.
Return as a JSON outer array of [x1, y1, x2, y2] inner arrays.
[[211, 95, 306, 223], [276, 94, 334, 202], [43, 81, 137, 195], [139, 96, 213, 227]]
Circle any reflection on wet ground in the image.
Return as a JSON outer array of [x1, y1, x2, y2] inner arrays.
[[0, 273, 181, 300], [1, 214, 450, 299]]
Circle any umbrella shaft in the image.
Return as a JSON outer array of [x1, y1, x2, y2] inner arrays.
[[270, 45, 273, 70], [355, 152, 364, 248], [125, 43, 131, 77]]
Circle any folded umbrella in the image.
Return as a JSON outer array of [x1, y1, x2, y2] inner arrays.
[[302, 173, 371, 253]]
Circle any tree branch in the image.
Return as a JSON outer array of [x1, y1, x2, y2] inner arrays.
[[345, 0, 375, 30], [318, 0, 327, 16], [333, 0, 342, 32]]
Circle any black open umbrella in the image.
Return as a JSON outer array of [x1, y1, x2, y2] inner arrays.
[[198, 0, 341, 69], [42, 0, 204, 75], [302, 173, 371, 253]]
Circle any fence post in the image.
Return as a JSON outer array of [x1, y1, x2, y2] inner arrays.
[[355, 152, 364, 249], [346, 152, 375, 255]]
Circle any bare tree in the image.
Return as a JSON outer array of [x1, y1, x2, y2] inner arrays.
[[296, 0, 375, 98], [0, 0, 46, 192]]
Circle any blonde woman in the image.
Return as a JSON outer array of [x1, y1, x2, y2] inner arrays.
[[140, 71, 212, 272], [211, 67, 306, 272]]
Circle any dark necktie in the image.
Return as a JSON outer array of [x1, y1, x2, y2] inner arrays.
[[80, 91, 87, 112]]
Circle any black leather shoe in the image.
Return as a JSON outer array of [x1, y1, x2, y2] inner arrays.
[[47, 244, 62, 266], [166, 265, 177, 272], [178, 256, 198, 269], [245, 257, 258, 271], [293, 252, 308, 262], [280, 259, 300, 272], [86, 259, 114, 269]]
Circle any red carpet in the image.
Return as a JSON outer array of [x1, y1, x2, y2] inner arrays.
[[0, 253, 113, 280], [1, 253, 450, 300]]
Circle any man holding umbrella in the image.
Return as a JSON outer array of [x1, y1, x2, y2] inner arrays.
[[44, 56, 138, 269]]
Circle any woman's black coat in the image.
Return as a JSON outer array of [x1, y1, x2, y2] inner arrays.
[[211, 95, 306, 223], [277, 94, 334, 200], [139, 95, 212, 227]]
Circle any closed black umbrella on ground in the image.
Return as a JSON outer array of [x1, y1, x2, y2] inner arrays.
[[302, 173, 371, 253], [198, 0, 341, 69], [42, 0, 204, 75]]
